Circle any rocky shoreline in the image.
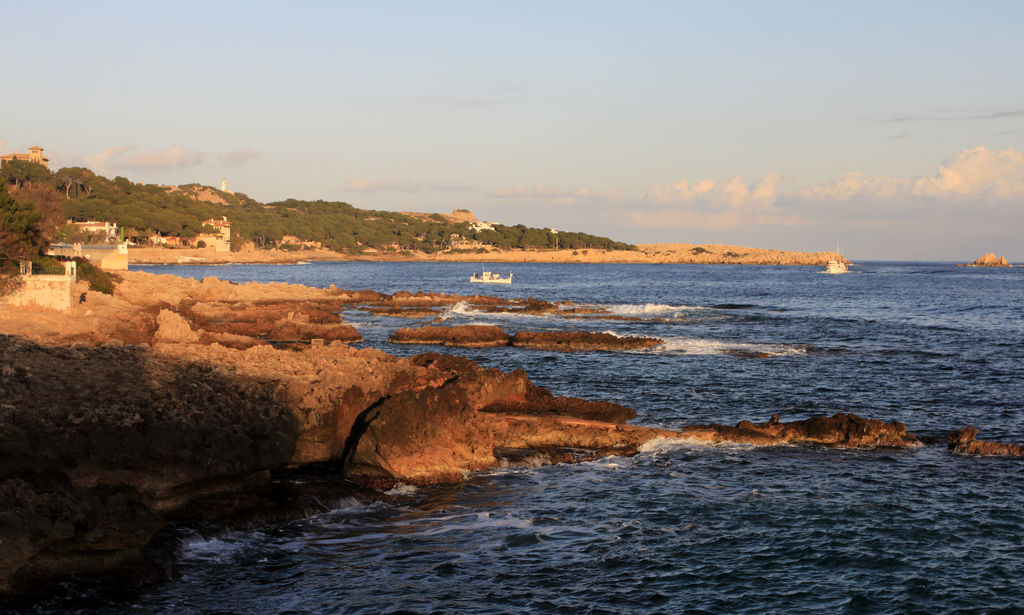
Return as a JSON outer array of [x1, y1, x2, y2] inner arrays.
[[1, 271, 1021, 598]]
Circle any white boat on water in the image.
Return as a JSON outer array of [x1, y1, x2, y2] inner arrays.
[[470, 270, 512, 284], [823, 259, 849, 274], [822, 245, 850, 274]]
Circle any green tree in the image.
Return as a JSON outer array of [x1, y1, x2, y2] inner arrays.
[[0, 160, 52, 188], [0, 182, 45, 260]]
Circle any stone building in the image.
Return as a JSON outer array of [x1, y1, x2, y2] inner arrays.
[[67, 219, 119, 242], [198, 217, 231, 252], [0, 146, 50, 169]]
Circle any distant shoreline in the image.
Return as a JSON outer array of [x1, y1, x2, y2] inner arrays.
[[128, 243, 845, 267]]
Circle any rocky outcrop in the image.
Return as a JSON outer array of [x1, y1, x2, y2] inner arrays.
[[388, 325, 511, 347], [969, 253, 1012, 267], [182, 301, 361, 344], [387, 326, 664, 352], [675, 413, 921, 448], [340, 353, 644, 485], [510, 331, 662, 352], [383, 291, 513, 308], [365, 306, 444, 318], [0, 336, 647, 592], [0, 336, 297, 594], [948, 426, 1024, 457], [153, 309, 202, 343]]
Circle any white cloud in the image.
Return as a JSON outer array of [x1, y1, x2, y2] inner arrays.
[[621, 172, 798, 229], [625, 208, 805, 231], [218, 147, 261, 166], [345, 177, 471, 193], [644, 173, 783, 211], [346, 177, 424, 193], [491, 185, 574, 199], [490, 185, 624, 205], [489, 147, 1024, 234], [796, 147, 1024, 203], [84, 145, 206, 171], [83, 145, 134, 170]]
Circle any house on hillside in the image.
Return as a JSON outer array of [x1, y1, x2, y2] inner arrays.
[[447, 234, 487, 250], [279, 235, 322, 249], [0, 146, 50, 169], [67, 219, 118, 242], [197, 217, 231, 252], [148, 234, 187, 248]]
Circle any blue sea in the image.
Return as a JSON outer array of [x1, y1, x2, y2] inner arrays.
[[26, 261, 1024, 614]]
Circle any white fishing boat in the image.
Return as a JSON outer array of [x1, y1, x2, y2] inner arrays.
[[823, 259, 849, 274], [822, 244, 850, 274], [470, 269, 513, 284]]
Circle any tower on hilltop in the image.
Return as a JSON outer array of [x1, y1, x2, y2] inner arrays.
[[0, 145, 50, 169]]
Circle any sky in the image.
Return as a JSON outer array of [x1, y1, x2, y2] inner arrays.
[[3, 1, 1023, 260]]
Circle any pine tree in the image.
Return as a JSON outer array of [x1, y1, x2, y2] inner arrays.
[[0, 181, 44, 261]]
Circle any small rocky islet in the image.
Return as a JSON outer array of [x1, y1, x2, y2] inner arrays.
[[960, 252, 1013, 267], [0, 270, 1020, 598]]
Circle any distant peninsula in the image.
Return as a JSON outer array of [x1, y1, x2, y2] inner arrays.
[[128, 241, 843, 266], [2, 151, 839, 267]]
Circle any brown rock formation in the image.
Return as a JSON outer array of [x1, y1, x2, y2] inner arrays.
[[388, 325, 511, 347], [365, 306, 444, 318], [183, 301, 361, 344], [948, 426, 1024, 457], [0, 336, 297, 594], [153, 309, 202, 343], [969, 253, 1012, 267], [676, 413, 920, 448], [510, 331, 663, 352]]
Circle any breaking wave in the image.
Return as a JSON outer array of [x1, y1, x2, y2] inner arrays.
[[652, 336, 806, 357], [605, 303, 703, 318]]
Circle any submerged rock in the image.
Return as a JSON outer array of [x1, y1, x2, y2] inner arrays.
[[364, 306, 444, 318], [510, 331, 663, 352], [677, 413, 921, 448], [948, 426, 1024, 457], [388, 325, 511, 347]]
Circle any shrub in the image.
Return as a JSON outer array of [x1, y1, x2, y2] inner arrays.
[[74, 258, 117, 294]]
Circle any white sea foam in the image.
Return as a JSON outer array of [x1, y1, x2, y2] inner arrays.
[[605, 303, 701, 318], [638, 437, 701, 454], [438, 300, 477, 321], [653, 336, 805, 357], [178, 533, 247, 562], [639, 437, 760, 454], [438, 300, 561, 324], [384, 483, 419, 496]]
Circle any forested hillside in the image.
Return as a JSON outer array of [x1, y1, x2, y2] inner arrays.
[[0, 161, 634, 253]]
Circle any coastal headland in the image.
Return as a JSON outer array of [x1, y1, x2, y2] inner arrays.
[[0, 271, 1016, 597], [127, 243, 846, 266]]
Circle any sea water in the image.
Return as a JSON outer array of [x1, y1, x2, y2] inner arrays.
[[22, 262, 1024, 614]]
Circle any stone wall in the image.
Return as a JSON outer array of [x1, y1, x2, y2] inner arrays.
[[2, 263, 76, 312]]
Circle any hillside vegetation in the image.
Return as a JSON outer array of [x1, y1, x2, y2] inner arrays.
[[0, 161, 634, 254]]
